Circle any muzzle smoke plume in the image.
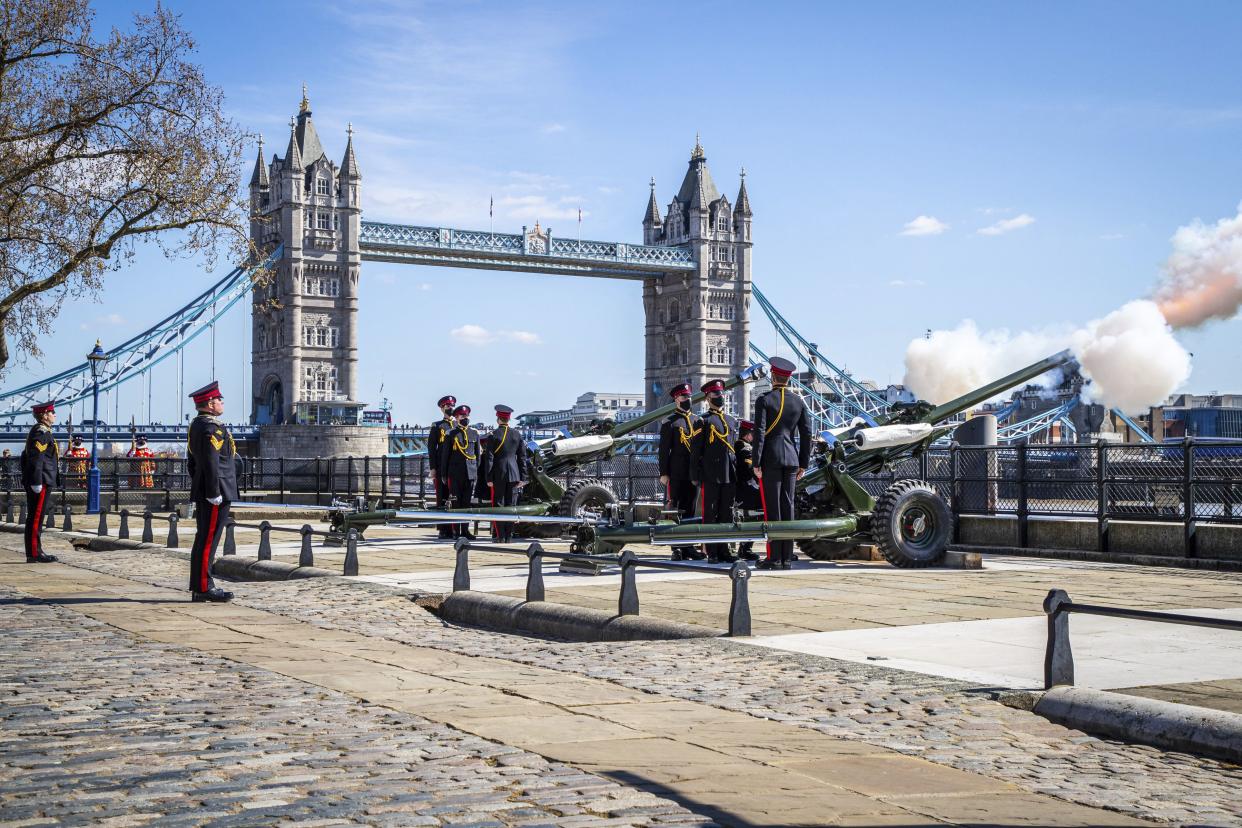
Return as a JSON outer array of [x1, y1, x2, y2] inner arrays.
[[1155, 206, 1242, 328]]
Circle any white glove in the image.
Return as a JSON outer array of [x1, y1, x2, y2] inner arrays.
[[207, 495, 223, 506], [30, 484, 42, 494]]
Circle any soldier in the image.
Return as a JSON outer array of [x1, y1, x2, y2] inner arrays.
[[734, 419, 763, 561], [480, 404, 526, 543], [439, 404, 479, 539], [20, 401, 59, 563], [66, 435, 90, 488], [752, 356, 812, 570], [427, 394, 456, 538], [658, 382, 705, 561], [185, 381, 236, 602], [691, 379, 750, 564], [127, 434, 156, 488]]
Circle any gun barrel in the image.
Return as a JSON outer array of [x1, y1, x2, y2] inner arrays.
[[920, 349, 1073, 425], [600, 363, 768, 439]]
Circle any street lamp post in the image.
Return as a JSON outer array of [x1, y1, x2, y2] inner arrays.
[[86, 340, 107, 514]]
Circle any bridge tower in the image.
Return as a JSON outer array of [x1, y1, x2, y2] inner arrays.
[[642, 137, 753, 416], [247, 89, 362, 425]]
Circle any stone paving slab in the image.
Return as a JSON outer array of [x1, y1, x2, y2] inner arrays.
[[14, 531, 1242, 825]]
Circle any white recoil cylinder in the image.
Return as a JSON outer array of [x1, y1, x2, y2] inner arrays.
[[853, 423, 934, 450], [548, 434, 615, 457]]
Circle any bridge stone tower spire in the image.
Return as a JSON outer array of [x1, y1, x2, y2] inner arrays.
[[248, 90, 362, 424], [641, 137, 753, 416]]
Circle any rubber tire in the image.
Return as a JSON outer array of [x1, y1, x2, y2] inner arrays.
[[871, 479, 953, 568], [557, 478, 618, 518], [797, 537, 858, 561]]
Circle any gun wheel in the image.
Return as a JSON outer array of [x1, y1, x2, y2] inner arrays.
[[871, 479, 953, 568], [557, 478, 618, 518], [796, 538, 858, 561]]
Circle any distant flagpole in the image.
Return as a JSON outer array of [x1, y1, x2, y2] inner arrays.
[[489, 195, 494, 241], [577, 206, 582, 249]]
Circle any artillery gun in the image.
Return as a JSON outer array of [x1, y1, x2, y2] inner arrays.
[[573, 350, 1074, 568]]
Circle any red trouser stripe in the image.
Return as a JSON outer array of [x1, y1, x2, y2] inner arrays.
[[757, 479, 772, 560], [30, 487, 47, 559], [200, 504, 219, 593]]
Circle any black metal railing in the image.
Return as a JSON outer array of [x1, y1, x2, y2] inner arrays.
[[228, 519, 359, 577], [452, 539, 751, 637], [1042, 588, 1242, 689]]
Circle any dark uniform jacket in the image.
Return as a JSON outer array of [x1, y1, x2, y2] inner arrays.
[[735, 438, 760, 495], [752, 386, 813, 470], [658, 409, 699, 480], [20, 424, 59, 488], [439, 424, 480, 482], [691, 408, 738, 485], [187, 414, 238, 501], [479, 424, 526, 485], [427, 416, 453, 476]]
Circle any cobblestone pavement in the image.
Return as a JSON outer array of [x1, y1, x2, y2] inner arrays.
[[41, 538, 1242, 828], [0, 581, 714, 827]]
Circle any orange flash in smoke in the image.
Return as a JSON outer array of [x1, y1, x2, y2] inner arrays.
[[1156, 271, 1242, 329]]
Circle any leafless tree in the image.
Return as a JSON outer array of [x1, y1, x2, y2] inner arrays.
[[0, 0, 257, 372]]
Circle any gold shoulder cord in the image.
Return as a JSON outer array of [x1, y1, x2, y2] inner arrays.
[[708, 411, 735, 452], [678, 410, 700, 451], [493, 425, 508, 455], [454, 428, 477, 461], [764, 388, 785, 435]]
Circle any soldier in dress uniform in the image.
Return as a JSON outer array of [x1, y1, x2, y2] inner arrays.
[[20, 401, 59, 563], [427, 394, 456, 538], [439, 404, 479, 539], [658, 382, 705, 561], [127, 434, 156, 489], [185, 381, 236, 602], [66, 435, 90, 488], [752, 356, 813, 570], [479, 404, 526, 543], [691, 380, 743, 563], [734, 419, 763, 561]]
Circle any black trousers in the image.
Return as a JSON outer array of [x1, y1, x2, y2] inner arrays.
[[190, 499, 230, 593], [667, 477, 698, 554], [700, 480, 736, 560], [448, 474, 474, 537], [23, 487, 49, 560], [761, 466, 798, 563], [433, 473, 452, 537], [489, 480, 518, 541]]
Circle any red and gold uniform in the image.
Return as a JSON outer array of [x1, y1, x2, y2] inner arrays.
[[66, 438, 90, 488], [127, 436, 156, 488]]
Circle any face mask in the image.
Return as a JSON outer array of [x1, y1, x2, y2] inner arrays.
[[708, 394, 723, 407], [458, 417, 470, 427], [677, 399, 691, 411], [442, 407, 453, 417]]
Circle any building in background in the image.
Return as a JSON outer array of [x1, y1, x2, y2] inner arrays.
[[518, 391, 646, 432], [1149, 394, 1242, 440]]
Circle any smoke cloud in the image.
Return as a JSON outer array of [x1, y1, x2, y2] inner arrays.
[[903, 300, 1191, 415], [1155, 206, 1242, 328]]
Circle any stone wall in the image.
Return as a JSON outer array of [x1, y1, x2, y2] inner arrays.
[[258, 425, 388, 459]]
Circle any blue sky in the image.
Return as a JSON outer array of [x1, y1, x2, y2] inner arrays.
[[14, 0, 1242, 424]]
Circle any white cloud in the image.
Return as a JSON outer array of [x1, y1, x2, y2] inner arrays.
[[889, 279, 926, 287], [1100, 232, 1126, 241], [419, 282, 432, 291], [978, 213, 1036, 236], [79, 312, 126, 331], [541, 123, 566, 134], [899, 216, 949, 236], [449, 325, 542, 346]]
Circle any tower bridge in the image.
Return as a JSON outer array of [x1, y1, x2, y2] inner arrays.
[[248, 92, 753, 425]]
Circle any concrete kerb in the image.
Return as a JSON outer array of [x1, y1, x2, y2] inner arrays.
[[1013, 686, 1242, 765], [434, 590, 721, 642], [961, 543, 1242, 572]]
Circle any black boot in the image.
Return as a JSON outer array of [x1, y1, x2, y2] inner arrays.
[[192, 588, 234, 603], [26, 552, 58, 563], [756, 558, 778, 570]]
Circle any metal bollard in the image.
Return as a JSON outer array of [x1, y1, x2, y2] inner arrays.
[[142, 511, 154, 543], [45, 504, 55, 529], [5, 496, 12, 523], [727, 561, 752, 637], [97, 510, 108, 537], [1043, 588, 1075, 689], [618, 550, 639, 616], [166, 513, 179, 548], [19, 502, 26, 524], [525, 543, 545, 602], [452, 538, 470, 592], [223, 520, 236, 555], [343, 529, 359, 576], [61, 503, 72, 532], [119, 509, 130, 540], [258, 521, 272, 561], [299, 524, 314, 567]]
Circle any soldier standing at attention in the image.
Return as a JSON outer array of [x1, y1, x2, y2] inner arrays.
[[427, 394, 456, 538], [20, 401, 59, 563], [480, 404, 526, 543], [691, 380, 746, 564], [186, 381, 236, 602], [658, 382, 705, 561], [128, 434, 156, 489], [439, 404, 479, 539], [752, 357, 812, 570], [66, 435, 90, 488], [733, 419, 762, 561]]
